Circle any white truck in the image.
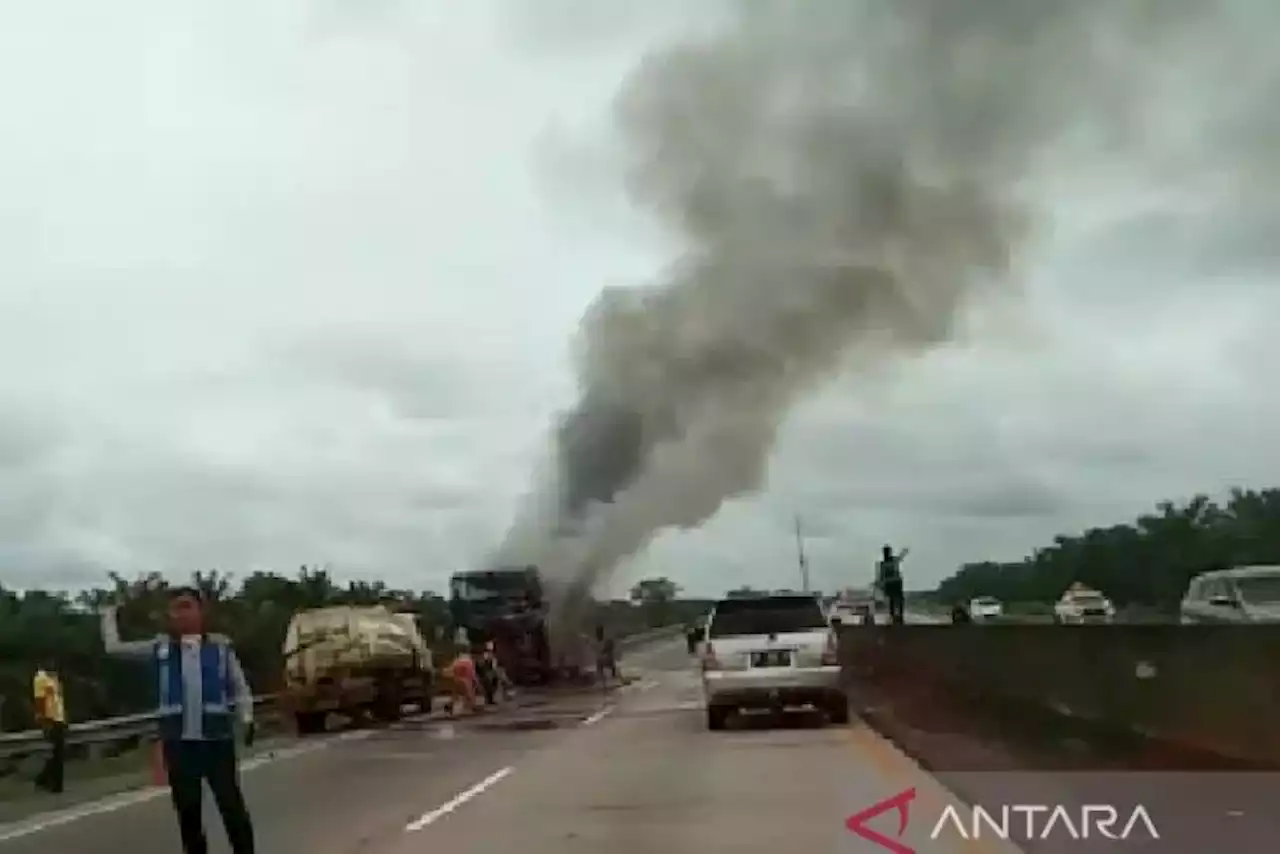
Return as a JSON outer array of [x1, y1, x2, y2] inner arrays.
[[1052, 583, 1115, 624]]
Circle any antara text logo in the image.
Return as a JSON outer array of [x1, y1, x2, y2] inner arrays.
[[845, 787, 1160, 853]]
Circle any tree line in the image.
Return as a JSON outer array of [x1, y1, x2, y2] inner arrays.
[[935, 487, 1280, 609], [0, 567, 695, 731]]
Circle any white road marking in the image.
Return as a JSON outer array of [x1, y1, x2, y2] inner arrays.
[[403, 766, 513, 832], [581, 706, 614, 727], [0, 729, 374, 844]]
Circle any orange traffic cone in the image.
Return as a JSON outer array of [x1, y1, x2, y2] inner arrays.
[[150, 741, 167, 786]]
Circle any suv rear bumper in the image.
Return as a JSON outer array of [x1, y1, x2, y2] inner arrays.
[[703, 665, 844, 708]]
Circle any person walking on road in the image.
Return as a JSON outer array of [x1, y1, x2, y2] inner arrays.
[[445, 646, 480, 716], [101, 588, 257, 854], [877, 545, 909, 625], [594, 625, 619, 686], [32, 658, 67, 794]]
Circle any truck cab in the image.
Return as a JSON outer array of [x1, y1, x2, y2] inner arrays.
[[449, 566, 544, 628], [448, 566, 551, 684]]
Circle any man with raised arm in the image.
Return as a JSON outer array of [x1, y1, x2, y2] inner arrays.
[[101, 587, 257, 854], [876, 544, 909, 625]]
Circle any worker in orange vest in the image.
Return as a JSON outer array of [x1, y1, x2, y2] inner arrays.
[[445, 647, 479, 716]]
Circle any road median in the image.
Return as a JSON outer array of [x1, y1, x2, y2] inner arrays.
[[839, 624, 1280, 767]]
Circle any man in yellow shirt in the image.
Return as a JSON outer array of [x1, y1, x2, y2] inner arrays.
[[32, 659, 67, 794]]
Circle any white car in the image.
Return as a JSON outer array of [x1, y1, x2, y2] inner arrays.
[[1053, 591, 1115, 624], [700, 592, 847, 730], [968, 596, 1003, 621]]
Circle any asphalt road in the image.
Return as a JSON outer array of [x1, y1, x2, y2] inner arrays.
[[15, 612, 1267, 853], [0, 624, 990, 854]]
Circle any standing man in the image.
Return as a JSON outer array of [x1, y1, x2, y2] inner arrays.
[[32, 658, 67, 794], [877, 545, 909, 625], [101, 588, 256, 854], [594, 625, 619, 686]]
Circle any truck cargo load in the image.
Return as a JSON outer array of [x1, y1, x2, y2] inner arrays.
[[281, 604, 434, 734]]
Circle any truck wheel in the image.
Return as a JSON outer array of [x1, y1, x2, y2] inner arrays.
[[828, 698, 850, 725], [295, 712, 326, 736], [706, 704, 730, 731], [373, 694, 404, 723]]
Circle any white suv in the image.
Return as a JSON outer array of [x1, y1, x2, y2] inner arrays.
[[1181, 565, 1280, 624], [699, 593, 846, 730]]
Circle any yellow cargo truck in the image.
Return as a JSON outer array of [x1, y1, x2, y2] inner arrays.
[[281, 605, 434, 735]]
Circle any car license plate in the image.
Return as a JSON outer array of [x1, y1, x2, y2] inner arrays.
[[750, 650, 791, 667]]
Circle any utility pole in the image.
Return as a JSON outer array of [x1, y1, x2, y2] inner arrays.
[[794, 515, 810, 593]]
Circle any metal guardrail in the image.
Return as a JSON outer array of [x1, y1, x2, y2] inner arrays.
[[0, 624, 683, 762], [0, 695, 279, 761]]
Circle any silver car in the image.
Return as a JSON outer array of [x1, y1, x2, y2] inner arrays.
[[1180, 565, 1280, 624], [699, 593, 846, 730]]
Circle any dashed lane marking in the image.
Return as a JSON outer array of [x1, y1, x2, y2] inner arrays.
[[581, 705, 615, 726], [403, 766, 514, 832]]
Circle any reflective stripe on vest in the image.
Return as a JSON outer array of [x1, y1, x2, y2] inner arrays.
[[155, 637, 233, 737]]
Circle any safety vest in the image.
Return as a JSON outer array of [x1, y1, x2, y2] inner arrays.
[[153, 635, 235, 741]]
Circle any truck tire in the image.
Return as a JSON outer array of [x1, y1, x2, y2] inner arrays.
[[295, 711, 326, 736], [707, 704, 730, 731], [373, 683, 405, 723]]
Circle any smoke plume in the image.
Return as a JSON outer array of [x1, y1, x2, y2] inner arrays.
[[498, 0, 1260, 593]]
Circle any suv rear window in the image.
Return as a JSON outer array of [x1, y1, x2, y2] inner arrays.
[[708, 595, 827, 637], [1237, 573, 1280, 604]]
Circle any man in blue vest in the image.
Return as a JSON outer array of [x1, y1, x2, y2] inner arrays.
[[101, 587, 257, 854]]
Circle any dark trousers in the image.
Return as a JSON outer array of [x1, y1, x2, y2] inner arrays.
[[476, 661, 497, 705], [35, 722, 66, 793], [884, 579, 905, 624], [163, 739, 255, 854]]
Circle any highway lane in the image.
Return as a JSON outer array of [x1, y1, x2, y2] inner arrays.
[[0, 632, 989, 854], [380, 635, 986, 854]]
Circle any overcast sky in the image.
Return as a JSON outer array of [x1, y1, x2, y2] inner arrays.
[[2, 1, 1278, 598]]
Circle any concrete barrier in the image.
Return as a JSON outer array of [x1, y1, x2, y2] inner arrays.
[[838, 625, 1280, 767]]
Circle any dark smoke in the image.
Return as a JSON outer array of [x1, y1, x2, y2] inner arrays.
[[555, 391, 645, 521], [499, 0, 1272, 592]]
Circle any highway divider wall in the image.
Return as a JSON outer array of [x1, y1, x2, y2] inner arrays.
[[838, 625, 1280, 767]]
